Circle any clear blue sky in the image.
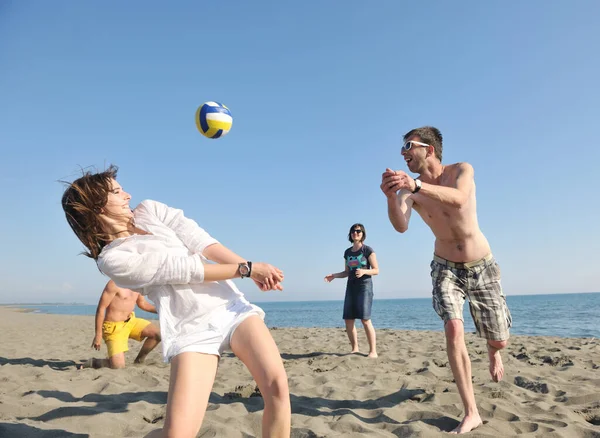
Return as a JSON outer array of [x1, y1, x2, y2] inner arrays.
[[1, 1, 599, 304]]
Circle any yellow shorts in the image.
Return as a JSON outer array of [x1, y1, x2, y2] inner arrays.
[[102, 312, 151, 358]]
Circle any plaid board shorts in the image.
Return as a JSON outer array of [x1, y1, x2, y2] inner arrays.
[[430, 254, 512, 341]]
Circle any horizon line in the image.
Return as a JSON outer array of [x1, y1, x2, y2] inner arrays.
[[2, 290, 598, 307]]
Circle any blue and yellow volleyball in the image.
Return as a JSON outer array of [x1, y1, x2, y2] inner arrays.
[[195, 101, 233, 139]]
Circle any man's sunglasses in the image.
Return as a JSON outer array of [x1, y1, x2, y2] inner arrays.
[[351, 229, 363, 234], [402, 140, 431, 152]]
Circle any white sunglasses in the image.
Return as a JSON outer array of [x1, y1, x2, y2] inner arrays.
[[402, 140, 431, 152]]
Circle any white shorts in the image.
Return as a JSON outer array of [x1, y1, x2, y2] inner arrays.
[[171, 299, 265, 361]]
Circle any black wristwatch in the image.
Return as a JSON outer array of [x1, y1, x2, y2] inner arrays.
[[238, 261, 252, 278], [412, 178, 422, 194]]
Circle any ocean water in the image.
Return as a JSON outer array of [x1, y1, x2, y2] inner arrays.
[[13, 292, 600, 339]]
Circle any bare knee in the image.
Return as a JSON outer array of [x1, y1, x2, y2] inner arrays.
[[143, 326, 161, 341], [488, 339, 508, 350], [151, 326, 161, 341], [361, 319, 371, 327], [261, 371, 289, 404], [444, 319, 465, 345], [109, 354, 126, 369]]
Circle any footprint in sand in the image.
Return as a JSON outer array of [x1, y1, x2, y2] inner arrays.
[[575, 407, 600, 426], [433, 358, 448, 367], [514, 376, 549, 394], [540, 355, 574, 367], [143, 413, 164, 424]]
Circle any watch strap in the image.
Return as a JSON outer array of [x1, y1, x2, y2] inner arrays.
[[238, 261, 253, 278], [412, 178, 422, 194]]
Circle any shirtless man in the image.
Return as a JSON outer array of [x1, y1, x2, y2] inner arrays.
[[380, 126, 512, 434], [81, 280, 161, 369]]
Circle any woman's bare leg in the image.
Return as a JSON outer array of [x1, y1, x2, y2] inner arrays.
[[344, 319, 359, 353], [231, 316, 291, 438], [144, 352, 219, 438]]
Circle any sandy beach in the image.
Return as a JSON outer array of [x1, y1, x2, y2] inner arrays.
[[0, 306, 598, 437]]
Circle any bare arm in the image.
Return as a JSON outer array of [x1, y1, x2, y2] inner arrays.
[[156, 208, 264, 285], [136, 295, 157, 314], [92, 281, 118, 349], [138, 201, 283, 291], [387, 189, 414, 233], [332, 263, 350, 279], [365, 252, 379, 276], [416, 163, 474, 208], [202, 242, 244, 264], [381, 169, 414, 233], [203, 243, 284, 291], [100, 248, 282, 291], [355, 252, 380, 279], [325, 263, 349, 282]]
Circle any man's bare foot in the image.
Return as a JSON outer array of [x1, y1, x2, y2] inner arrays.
[[367, 351, 378, 358], [350, 348, 360, 354], [134, 357, 146, 365], [488, 348, 504, 382], [449, 413, 482, 434]]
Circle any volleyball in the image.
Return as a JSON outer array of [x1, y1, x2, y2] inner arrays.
[[195, 101, 233, 139]]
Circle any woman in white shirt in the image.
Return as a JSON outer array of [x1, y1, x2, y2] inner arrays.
[[62, 165, 291, 438]]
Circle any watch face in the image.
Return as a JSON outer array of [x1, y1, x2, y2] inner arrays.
[[239, 264, 250, 276]]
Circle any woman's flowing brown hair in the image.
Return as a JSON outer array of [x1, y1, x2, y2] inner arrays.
[[61, 165, 119, 260]]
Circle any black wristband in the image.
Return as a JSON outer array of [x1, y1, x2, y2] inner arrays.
[[412, 178, 422, 194], [238, 262, 252, 278]]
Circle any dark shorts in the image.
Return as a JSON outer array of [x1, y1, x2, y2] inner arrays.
[[430, 254, 512, 341], [343, 280, 373, 320]]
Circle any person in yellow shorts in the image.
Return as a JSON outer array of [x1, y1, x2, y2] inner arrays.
[[80, 280, 161, 369]]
